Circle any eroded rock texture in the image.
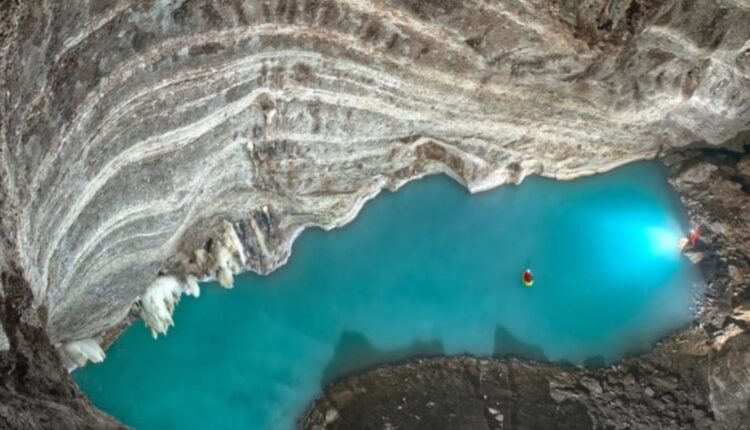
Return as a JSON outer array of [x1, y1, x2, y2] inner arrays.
[[302, 148, 750, 430], [1, 0, 749, 353]]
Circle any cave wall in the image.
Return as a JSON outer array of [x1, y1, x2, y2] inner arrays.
[[0, 264, 125, 429], [1, 0, 748, 356]]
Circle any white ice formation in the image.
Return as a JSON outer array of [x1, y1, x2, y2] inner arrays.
[[59, 338, 106, 370]]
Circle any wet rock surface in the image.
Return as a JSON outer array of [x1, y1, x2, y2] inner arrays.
[[301, 146, 750, 430]]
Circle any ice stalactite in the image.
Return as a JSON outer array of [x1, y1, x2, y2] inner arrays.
[[59, 338, 105, 370], [211, 221, 247, 289], [138, 222, 247, 339], [183, 275, 200, 298], [139, 275, 199, 339]]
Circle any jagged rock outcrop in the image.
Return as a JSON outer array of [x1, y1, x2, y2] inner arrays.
[[302, 147, 750, 429], [1, 0, 749, 352]]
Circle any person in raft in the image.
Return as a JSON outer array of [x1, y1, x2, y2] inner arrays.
[[689, 226, 701, 247], [679, 225, 701, 252], [522, 268, 534, 287]]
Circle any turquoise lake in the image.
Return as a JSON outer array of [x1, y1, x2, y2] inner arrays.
[[75, 162, 704, 430]]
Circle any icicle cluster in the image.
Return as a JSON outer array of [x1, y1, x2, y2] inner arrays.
[[214, 221, 247, 288], [190, 221, 247, 289], [139, 222, 245, 338], [139, 275, 200, 338], [59, 338, 105, 369], [195, 221, 247, 289]]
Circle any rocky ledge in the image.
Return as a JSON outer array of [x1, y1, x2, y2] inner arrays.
[[301, 147, 750, 430]]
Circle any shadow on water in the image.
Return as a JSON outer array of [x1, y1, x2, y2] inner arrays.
[[583, 356, 607, 367], [321, 331, 444, 387], [492, 326, 547, 362], [323, 325, 634, 387], [491, 327, 657, 368]]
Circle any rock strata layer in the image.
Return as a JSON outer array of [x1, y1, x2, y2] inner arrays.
[[301, 147, 750, 430], [1, 0, 749, 352]]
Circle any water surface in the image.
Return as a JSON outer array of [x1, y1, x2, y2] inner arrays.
[[76, 162, 704, 430]]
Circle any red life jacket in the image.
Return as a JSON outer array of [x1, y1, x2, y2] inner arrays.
[[523, 270, 533, 284]]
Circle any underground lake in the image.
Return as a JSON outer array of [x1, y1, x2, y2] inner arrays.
[[74, 161, 705, 430]]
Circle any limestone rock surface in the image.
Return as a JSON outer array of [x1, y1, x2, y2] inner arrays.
[[1, 0, 749, 373]]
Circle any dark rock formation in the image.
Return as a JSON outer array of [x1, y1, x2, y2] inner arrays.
[[0, 265, 125, 429], [302, 146, 750, 430]]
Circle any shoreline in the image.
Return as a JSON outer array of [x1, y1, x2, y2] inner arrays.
[[299, 146, 750, 430]]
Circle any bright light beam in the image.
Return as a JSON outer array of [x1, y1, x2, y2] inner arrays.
[[647, 227, 682, 257]]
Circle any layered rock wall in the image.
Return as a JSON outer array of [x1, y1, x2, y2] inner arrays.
[[1, 0, 749, 362]]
